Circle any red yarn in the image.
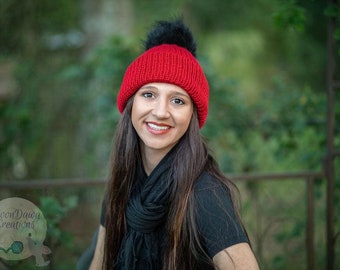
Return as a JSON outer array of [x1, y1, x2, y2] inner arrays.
[[117, 44, 209, 128]]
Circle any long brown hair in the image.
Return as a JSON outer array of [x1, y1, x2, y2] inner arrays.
[[104, 98, 245, 269]]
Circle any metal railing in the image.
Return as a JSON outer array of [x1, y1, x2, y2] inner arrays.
[[0, 170, 324, 270]]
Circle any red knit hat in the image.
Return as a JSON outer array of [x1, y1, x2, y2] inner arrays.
[[117, 44, 209, 128]]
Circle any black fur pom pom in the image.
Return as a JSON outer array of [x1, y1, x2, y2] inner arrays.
[[144, 19, 197, 57]]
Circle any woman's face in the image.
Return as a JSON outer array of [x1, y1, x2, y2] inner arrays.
[[131, 82, 193, 158]]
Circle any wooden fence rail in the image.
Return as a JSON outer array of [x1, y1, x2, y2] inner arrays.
[[0, 170, 325, 269]]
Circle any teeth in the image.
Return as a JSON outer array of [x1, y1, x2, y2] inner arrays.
[[147, 123, 170, 131]]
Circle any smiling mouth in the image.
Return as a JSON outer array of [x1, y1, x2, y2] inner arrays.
[[147, 122, 171, 131]]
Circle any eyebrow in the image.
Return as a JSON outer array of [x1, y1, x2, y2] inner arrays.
[[139, 86, 190, 98], [139, 85, 157, 91]]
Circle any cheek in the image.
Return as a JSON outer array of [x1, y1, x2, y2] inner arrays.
[[176, 110, 193, 127], [131, 99, 149, 131], [131, 102, 139, 128]]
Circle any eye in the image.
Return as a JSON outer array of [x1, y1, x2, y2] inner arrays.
[[142, 92, 154, 99], [171, 98, 185, 105]]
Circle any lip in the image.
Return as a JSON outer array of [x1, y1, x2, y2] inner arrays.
[[146, 121, 172, 135]]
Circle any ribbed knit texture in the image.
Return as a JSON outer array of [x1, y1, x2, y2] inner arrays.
[[117, 44, 209, 128], [115, 145, 175, 269]]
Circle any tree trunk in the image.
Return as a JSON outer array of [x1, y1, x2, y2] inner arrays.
[[80, 0, 134, 54]]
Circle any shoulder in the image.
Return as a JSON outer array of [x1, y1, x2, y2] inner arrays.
[[193, 171, 231, 202], [193, 170, 234, 216], [192, 170, 248, 258], [194, 171, 223, 191]]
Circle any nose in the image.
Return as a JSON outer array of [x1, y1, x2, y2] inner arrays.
[[152, 97, 170, 119]]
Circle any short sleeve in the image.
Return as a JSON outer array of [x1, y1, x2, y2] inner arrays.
[[194, 172, 248, 258]]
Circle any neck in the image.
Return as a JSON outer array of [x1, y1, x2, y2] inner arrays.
[[140, 146, 170, 176]]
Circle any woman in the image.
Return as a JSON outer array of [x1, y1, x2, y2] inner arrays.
[[89, 19, 259, 270]]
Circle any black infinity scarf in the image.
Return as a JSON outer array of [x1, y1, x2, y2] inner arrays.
[[115, 149, 175, 270]]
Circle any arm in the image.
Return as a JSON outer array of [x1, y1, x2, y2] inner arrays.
[[89, 225, 106, 270], [213, 243, 259, 270]]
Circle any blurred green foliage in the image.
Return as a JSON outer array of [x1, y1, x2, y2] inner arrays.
[[0, 196, 78, 269], [0, 0, 339, 269], [40, 195, 78, 248]]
